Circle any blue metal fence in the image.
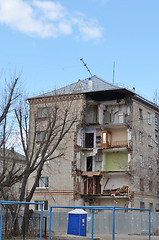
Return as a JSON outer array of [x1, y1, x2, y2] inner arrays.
[[49, 205, 151, 240], [0, 201, 43, 240]]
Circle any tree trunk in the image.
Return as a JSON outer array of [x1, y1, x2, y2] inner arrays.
[[21, 204, 33, 239]]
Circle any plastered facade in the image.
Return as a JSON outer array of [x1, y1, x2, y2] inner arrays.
[[28, 79, 159, 211]]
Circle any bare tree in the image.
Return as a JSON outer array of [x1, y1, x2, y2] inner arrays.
[[13, 94, 80, 236], [0, 76, 22, 189]]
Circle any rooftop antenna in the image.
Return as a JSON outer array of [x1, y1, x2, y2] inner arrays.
[[80, 58, 93, 77], [113, 61, 115, 84]]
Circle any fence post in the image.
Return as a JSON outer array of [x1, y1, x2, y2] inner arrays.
[[112, 207, 115, 240], [44, 217, 47, 237], [91, 209, 94, 240], [49, 206, 52, 240], [40, 203, 43, 240], [0, 204, 3, 240], [149, 210, 151, 240]]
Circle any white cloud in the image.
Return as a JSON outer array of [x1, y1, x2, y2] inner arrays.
[[0, 0, 103, 41], [32, 0, 66, 21], [72, 17, 102, 41]]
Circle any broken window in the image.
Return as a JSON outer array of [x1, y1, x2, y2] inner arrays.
[[83, 130, 96, 148], [85, 133, 94, 148], [87, 157, 93, 171], [140, 178, 144, 191], [84, 176, 101, 195], [88, 178, 93, 195], [37, 107, 51, 119]]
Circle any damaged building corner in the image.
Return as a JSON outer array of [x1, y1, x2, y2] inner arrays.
[[28, 75, 159, 211]]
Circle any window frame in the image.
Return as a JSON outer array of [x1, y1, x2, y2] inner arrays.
[[148, 112, 151, 124], [155, 116, 158, 132], [139, 131, 143, 144], [37, 107, 51, 119], [37, 177, 49, 189], [148, 135, 152, 147], [35, 200, 48, 211], [82, 129, 96, 148], [36, 131, 49, 143]]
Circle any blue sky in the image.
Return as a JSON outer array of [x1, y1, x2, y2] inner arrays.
[[0, 0, 159, 102]]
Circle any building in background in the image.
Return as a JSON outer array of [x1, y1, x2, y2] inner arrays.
[[0, 148, 26, 200], [28, 75, 159, 211]]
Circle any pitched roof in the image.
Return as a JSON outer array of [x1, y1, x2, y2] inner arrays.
[[0, 148, 26, 162], [34, 75, 120, 98]]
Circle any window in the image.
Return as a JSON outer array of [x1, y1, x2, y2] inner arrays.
[[149, 180, 153, 192], [139, 132, 143, 144], [140, 201, 145, 209], [85, 133, 94, 148], [140, 155, 144, 167], [155, 116, 158, 132], [148, 135, 152, 146], [37, 177, 49, 188], [140, 178, 144, 191], [148, 112, 151, 124], [83, 130, 96, 148], [35, 200, 48, 210], [84, 176, 101, 195], [37, 107, 51, 119], [36, 131, 48, 142], [139, 109, 143, 120], [101, 131, 111, 148]]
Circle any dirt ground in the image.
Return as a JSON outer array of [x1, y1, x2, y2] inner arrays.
[[51, 233, 159, 240]]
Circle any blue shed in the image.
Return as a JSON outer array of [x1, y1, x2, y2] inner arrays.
[[67, 209, 87, 236]]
